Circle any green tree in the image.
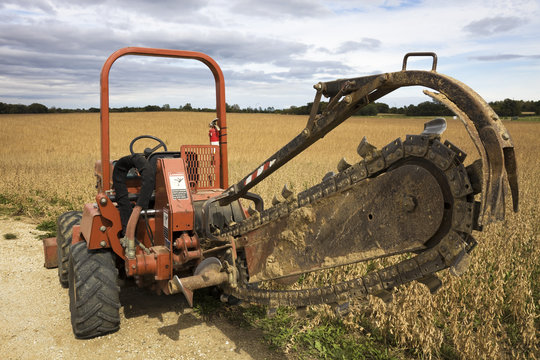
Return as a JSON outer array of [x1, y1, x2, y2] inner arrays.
[[405, 101, 453, 116], [28, 103, 48, 113], [144, 105, 161, 112], [356, 103, 378, 116], [500, 98, 520, 117]]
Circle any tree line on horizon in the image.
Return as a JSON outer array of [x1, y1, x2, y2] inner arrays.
[[1, 98, 539, 117]]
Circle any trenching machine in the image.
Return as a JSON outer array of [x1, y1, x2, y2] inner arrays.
[[42, 47, 518, 338]]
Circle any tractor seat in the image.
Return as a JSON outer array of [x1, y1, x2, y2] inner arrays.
[[108, 151, 182, 203]]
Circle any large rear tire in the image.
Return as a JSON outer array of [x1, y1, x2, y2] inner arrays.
[[56, 211, 82, 288], [68, 241, 120, 339]]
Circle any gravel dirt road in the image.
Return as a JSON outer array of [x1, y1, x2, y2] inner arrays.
[[0, 218, 284, 360]]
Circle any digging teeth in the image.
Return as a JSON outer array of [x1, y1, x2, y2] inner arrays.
[[450, 252, 471, 277], [417, 274, 442, 294], [322, 171, 335, 181], [331, 301, 350, 317], [272, 194, 285, 205], [421, 117, 447, 136], [247, 206, 258, 216], [372, 289, 393, 303], [281, 184, 294, 199], [357, 136, 378, 159], [267, 307, 278, 318], [337, 157, 351, 172]]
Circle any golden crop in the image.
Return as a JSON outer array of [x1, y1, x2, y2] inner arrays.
[[0, 112, 538, 358]]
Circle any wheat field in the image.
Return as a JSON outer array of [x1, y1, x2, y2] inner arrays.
[[0, 112, 538, 359]]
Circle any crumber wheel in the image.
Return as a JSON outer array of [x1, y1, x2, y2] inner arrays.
[[56, 211, 82, 288], [68, 241, 120, 339]]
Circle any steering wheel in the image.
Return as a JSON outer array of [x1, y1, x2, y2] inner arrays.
[[129, 135, 168, 157]]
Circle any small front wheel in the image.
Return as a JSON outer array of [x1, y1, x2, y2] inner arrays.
[[68, 241, 120, 339]]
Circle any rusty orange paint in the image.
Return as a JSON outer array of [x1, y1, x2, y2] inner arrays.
[[155, 158, 195, 238], [96, 193, 125, 258], [77, 193, 126, 257], [72, 225, 81, 244], [125, 246, 171, 280], [191, 189, 224, 201], [135, 216, 156, 249], [79, 203, 108, 248], [42, 237, 58, 268], [173, 232, 202, 265]]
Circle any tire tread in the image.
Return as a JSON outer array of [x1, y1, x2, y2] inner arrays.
[[56, 211, 82, 287], [68, 241, 120, 339]]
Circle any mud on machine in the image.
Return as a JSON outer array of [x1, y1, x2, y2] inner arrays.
[[42, 48, 518, 338]]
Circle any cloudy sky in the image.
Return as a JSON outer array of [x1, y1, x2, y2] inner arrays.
[[1, 0, 539, 109]]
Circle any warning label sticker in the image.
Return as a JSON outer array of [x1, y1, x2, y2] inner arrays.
[[170, 174, 188, 200], [163, 208, 170, 248]]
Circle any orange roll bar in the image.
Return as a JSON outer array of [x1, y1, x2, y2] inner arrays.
[[100, 47, 228, 191]]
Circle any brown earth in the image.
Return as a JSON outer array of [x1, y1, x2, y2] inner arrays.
[[0, 218, 284, 360]]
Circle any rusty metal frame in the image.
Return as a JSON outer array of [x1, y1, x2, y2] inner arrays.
[[100, 47, 229, 192], [217, 53, 517, 227]]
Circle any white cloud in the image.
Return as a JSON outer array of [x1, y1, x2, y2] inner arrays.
[[0, 0, 539, 108], [464, 16, 525, 36]]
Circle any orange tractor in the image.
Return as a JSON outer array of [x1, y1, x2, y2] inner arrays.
[[44, 47, 518, 339]]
